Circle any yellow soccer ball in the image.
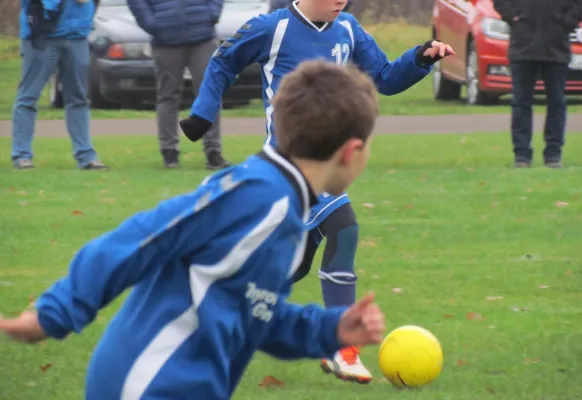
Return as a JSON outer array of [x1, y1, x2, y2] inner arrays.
[[378, 325, 443, 389]]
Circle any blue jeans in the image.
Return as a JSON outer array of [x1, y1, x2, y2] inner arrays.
[[510, 61, 568, 162], [11, 39, 97, 168]]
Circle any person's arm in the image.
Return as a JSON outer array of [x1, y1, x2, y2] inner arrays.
[[554, 0, 582, 32], [492, 0, 519, 24], [259, 283, 346, 360], [127, 0, 156, 34], [351, 19, 432, 96], [189, 15, 272, 123], [208, 0, 225, 24]]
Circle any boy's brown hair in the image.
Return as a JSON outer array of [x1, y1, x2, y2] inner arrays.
[[272, 60, 378, 161]]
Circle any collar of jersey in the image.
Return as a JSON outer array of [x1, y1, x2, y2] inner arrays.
[[259, 145, 319, 212], [290, 1, 334, 32]]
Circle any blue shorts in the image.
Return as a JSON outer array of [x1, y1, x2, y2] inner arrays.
[[306, 192, 351, 245]]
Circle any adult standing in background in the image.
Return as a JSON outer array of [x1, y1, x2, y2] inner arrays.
[[127, 0, 230, 170], [12, 0, 107, 170], [493, 0, 582, 168]]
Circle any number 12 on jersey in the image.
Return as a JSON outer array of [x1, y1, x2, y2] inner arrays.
[[332, 43, 350, 65]]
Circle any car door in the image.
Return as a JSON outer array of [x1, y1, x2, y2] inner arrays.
[[437, 0, 474, 80]]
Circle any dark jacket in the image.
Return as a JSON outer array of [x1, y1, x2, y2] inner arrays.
[[127, 0, 224, 46], [493, 0, 582, 63]]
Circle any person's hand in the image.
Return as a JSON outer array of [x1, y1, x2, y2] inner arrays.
[[415, 40, 456, 66], [180, 115, 213, 142], [513, 15, 520, 22], [0, 310, 47, 344], [337, 292, 385, 347]]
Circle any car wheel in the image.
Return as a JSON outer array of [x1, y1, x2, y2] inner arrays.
[[432, 60, 461, 101], [88, 56, 119, 109], [466, 42, 499, 105], [49, 74, 64, 109]]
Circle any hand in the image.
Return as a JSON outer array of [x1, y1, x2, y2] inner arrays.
[[416, 40, 455, 66], [337, 292, 385, 347], [179, 115, 213, 142], [0, 311, 47, 344]]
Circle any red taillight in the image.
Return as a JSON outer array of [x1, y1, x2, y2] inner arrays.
[[106, 44, 125, 59]]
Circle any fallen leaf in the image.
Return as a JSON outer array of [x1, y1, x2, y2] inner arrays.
[[359, 240, 377, 247], [479, 182, 487, 186], [486, 296, 504, 301], [555, 201, 569, 207], [9, 186, 15, 191], [392, 288, 402, 294], [466, 311, 484, 321], [526, 188, 533, 193], [71, 210, 84, 216], [362, 203, 374, 209], [538, 284, 549, 289], [466, 167, 475, 172], [401, 203, 415, 210], [511, 307, 528, 312], [259, 376, 284, 388], [443, 313, 455, 319], [100, 198, 116, 204], [486, 386, 496, 395], [27, 296, 36, 308], [39, 364, 52, 374], [456, 359, 468, 367], [388, 170, 396, 174], [17, 190, 27, 195], [524, 358, 541, 365]]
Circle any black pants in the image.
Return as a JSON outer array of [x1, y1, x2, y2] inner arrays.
[[510, 61, 568, 162]]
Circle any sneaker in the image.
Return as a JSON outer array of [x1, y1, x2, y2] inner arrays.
[[162, 149, 180, 169], [514, 160, 531, 168], [206, 151, 231, 171], [320, 346, 373, 384], [82, 160, 109, 170], [13, 159, 34, 169], [544, 160, 562, 169]]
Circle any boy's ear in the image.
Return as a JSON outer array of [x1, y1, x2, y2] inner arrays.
[[339, 138, 365, 165]]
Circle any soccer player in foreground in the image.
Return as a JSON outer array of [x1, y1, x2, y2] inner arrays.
[[0, 60, 385, 399], [180, 0, 455, 382]]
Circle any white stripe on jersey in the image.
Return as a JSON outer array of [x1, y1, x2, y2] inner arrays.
[[339, 20, 355, 53], [264, 18, 290, 145], [120, 197, 290, 400]]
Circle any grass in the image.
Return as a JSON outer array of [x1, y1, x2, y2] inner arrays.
[[1, 22, 581, 120], [1, 132, 582, 400]]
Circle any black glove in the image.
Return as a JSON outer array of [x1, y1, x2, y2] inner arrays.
[[415, 40, 450, 67], [180, 115, 213, 142]]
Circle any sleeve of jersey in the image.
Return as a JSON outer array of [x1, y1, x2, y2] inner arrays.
[[34, 185, 236, 340], [189, 15, 273, 122], [259, 283, 347, 360], [352, 19, 431, 96]]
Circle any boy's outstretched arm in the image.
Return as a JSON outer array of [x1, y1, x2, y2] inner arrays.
[[180, 15, 272, 142], [259, 288, 385, 360], [0, 194, 217, 343], [351, 18, 455, 96]]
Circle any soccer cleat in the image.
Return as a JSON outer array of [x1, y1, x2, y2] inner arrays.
[[320, 346, 373, 384]]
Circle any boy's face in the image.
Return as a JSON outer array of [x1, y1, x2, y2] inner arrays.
[[305, 0, 349, 22], [325, 138, 372, 196]]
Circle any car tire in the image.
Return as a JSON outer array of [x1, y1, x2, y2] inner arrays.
[[432, 60, 461, 101], [88, 56, 118, 109], [49, 74, 64, 109], [466, 41, 499, 106]]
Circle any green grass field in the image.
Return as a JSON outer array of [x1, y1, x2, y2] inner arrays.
[[1, 132, 582, 400], [2, 23, 582, 120]]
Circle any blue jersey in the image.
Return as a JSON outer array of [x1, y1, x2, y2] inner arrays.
[[34, 145, 346, 400], [190, 1, 432, 145]]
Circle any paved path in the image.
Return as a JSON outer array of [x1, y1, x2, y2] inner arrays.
[[0, 113, 581, 136]]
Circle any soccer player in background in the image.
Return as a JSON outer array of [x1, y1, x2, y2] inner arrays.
[[0, 60, 385, 400], [180, 0, 455, 382]]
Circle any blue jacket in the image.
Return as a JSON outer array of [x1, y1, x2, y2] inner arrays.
[[35, 145, 346, 399], [190, 5, 430, 142], [127, 0, 224, 46], [19, 0, 96, 40]]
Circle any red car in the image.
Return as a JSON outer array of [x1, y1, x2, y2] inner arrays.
[[431, 0, 582, 105]]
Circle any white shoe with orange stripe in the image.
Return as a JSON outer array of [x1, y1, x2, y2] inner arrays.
[[320, 346, 373, 384]]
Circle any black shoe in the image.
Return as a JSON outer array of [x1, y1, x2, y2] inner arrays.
[[544, 159, 562, 169], [514, 160, 531, 168], [82, 160, 109, 170], [206, 151, 231, 171], [162, 149, 180, 169]]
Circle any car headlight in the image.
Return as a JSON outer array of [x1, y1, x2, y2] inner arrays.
[[105, 42, 150, 59], [481, 17, 510, 40]]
